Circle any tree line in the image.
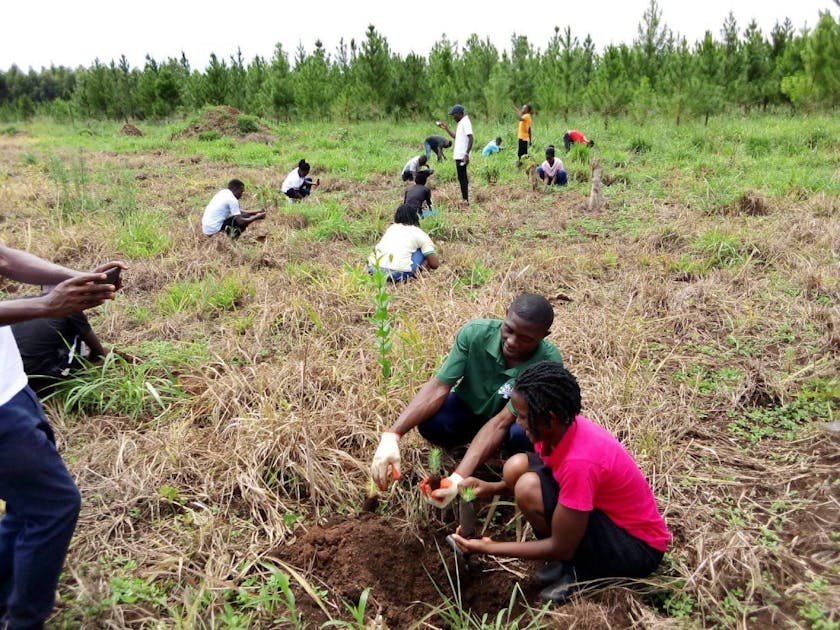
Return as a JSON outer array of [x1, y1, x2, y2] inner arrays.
[[1, 2, 838, 127]]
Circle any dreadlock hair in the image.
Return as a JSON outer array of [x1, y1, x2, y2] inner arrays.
[[514, 361, 581, 436], [509, 293, 554, 330]]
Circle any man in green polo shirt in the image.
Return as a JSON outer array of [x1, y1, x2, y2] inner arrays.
[[370, 294, 563, 507]]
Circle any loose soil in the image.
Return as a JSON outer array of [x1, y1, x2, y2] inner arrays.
[[275, 513, 538, 627], [171, 105, 275, 143]]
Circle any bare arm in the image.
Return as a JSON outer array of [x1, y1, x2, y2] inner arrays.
[[388, 377, 451, 436], [0, 243, 84, 286], [452, 503, 589, 561], [452, 407, 514, 476], [234, 210, 266, 227], [437, 122, 456, 140]]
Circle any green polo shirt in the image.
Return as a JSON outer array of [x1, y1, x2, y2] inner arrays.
[[435, 319, 563, 419]]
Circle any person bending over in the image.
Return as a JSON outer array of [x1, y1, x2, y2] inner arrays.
[[450, 362, 670, 604], [282, 159, 320, 200], [423, 134, 452, 162], [563, 129, 594, 152], [371, 294, 563, 501], [401, 154, 433, 182], [201, 179, 266, 239], [482, 137, 503, 156], [0, 243, 124, 629], [403, 170, 434, 217], [537, 145, 568, 188], [368, 204, 439, 282]]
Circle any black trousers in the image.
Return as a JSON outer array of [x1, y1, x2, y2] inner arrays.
[[518, 139, 529, 158], [527, 453, 664, 581], [220, 216, 246, 239], [456, 160, 469, 201]]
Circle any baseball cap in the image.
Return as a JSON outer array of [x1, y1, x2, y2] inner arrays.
[[448, 104, 465, 115]]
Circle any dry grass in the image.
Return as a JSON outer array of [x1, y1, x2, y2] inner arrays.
[[0, 127, 837, 628]]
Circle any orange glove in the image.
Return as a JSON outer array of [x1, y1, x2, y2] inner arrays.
[[420, 472, 463, 508]]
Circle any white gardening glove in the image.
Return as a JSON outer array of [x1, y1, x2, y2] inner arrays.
[[421, 472, 464, 508], [371, 432, 401, 491]]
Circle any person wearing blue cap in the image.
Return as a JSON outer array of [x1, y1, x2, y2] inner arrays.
[[436, 104, 474, 206]]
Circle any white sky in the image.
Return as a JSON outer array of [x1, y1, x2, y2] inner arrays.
[[2, 0, 835, 71]]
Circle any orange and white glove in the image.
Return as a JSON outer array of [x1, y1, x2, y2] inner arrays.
[[420, 472, 464, 508], [371, 432, 401, 491]]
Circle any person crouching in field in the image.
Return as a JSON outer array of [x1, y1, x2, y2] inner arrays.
[[401, 154, 433, 182], [368, 204, 439, 282], [449, 361, 670, 604], [403, 170, 434, 218], [537, 146, 568, 188], [482, 136, 503, 156], [282, 159, 320, 201], [563, 129, 594, 152], [201, 179, 266, 239]]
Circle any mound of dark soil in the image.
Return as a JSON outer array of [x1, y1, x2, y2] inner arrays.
[[736, 191, 769, 215], [275, 513, 536, 627], [171, 106, 275, 144], [120, 123, 143, 136]]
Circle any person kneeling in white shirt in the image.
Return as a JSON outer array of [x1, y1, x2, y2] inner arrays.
[[368, 204, 440, 282], [201, 179, 266, 239]]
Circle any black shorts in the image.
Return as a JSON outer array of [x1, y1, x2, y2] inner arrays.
[[518, 139, 529, 158], [526, 453, 664, 580]]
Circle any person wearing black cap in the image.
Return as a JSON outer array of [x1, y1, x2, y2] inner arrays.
[[436, 104, 473, 206]]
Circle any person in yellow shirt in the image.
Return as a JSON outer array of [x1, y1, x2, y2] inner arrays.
[[516, 104, 532, 167]]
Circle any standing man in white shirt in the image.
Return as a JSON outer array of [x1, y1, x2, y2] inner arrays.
[[0, 243, 124, 629], [201, 179, 266, 240], [436, 104, 474, 207]]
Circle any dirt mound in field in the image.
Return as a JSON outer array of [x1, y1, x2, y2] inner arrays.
[[275, 513, 536, 627], [120, 123, 143, 136], [736, 191, 769, 215], [171, 106, 275, 144]]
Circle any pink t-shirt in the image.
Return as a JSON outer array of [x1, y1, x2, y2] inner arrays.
[[534, 416, 670, 552]]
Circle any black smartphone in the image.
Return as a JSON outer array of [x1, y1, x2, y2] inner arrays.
[[98, 266, 121, 285]]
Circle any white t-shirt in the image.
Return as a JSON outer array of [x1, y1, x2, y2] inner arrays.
[[281, 168, 305, 193], [368, 224, 436, 272], [453, 115, 473, 161], [0, 326, 27, 407], [402, 156, 422, 174], [540, 158, 566, 177], [201, 188, 241, 235]]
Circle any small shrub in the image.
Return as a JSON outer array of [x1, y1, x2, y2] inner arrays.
[[629, 137, 652, 154], [237, 115, 260, 134], [198, 130, 221, 142]]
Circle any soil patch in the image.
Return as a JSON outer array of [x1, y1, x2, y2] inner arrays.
[[275, 513, 536, 626], [171, 106, 275, 144], [120, 123, 143, 136]]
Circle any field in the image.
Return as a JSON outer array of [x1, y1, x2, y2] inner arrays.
[[0, 109, 838, 629]]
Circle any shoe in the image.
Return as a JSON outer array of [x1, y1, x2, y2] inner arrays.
[[534, 561, 568, 585], [538, 567, 579, 604]]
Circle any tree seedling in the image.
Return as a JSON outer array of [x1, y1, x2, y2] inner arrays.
[[426, 447, 443, 490]]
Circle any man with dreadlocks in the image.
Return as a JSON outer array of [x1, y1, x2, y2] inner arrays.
[[370, 294, 563, 506], [449, 361, 670, 603]]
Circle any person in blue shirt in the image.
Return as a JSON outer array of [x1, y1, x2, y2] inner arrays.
[[482, 137, 503, 156]]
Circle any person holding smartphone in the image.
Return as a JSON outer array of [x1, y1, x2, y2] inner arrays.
[[436, 104, 473, 207], [0, 244, 124, 629]]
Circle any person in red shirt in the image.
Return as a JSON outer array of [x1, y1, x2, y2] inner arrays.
[[563, 129, 594, 152], [450, 361, 669, 603]]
